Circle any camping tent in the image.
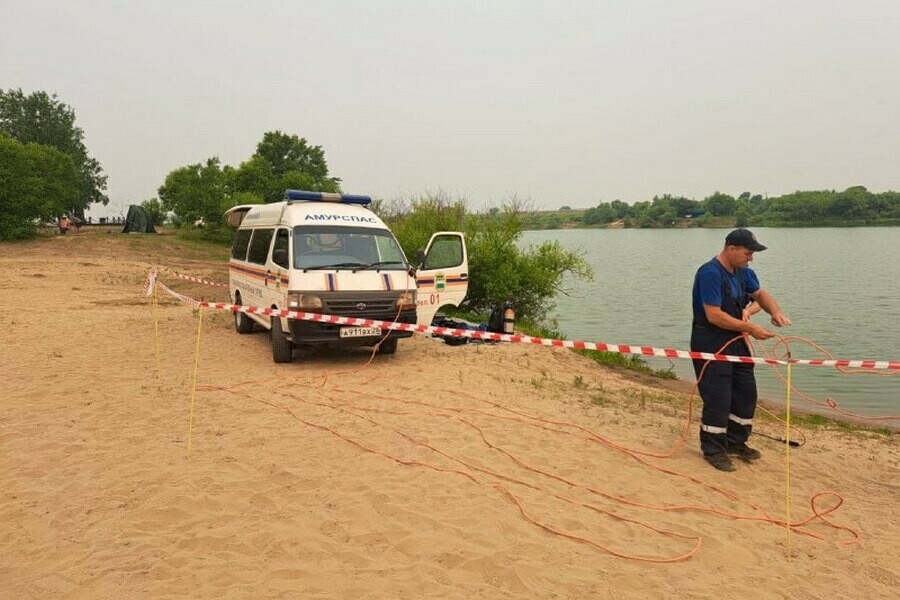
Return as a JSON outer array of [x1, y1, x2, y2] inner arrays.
[[122, 205, 157, 233]]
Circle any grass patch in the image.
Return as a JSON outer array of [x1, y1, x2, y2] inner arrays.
[[115, 226, 230, 262], [175, 225, 234, 248], [767, 411, 895, 436], [511, 320, 679, 380], [575, 348, 678, 379]]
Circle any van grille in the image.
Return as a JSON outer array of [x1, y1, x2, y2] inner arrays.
[[323, 292, 398, 315], [326, 298, 395, 313]]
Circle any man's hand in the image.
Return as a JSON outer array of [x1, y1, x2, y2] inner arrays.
[[747, 322, 775, 340], [770, 312, 792, 327]]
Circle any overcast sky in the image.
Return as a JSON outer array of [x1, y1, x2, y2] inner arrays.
[[3, 0, 899, 217]]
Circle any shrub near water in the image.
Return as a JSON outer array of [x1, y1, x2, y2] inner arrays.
[[379, 192, 592, 325]]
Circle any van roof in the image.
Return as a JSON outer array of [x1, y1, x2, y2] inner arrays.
[[226, 198, 388, 230], [224, 190, 382, 228]]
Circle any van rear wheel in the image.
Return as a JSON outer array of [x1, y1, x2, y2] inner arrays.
[[271, 316, 294, 363], [234, 294, 255, 334]]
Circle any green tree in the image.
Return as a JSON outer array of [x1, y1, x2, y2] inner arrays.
[[158, 157, 228, 225], [0, 134, 80, 239], [829, 186, 870, 220], [582, 203, 615, 225], [0, 88, 108, 219], [250, 131, 341, 202], [867, 191, 900, 220], [749, 194, 765, 214], [140, 197, 166, 226], [609, 200, 632, 220], [704, 191, 736, 216], [227, 155, 275, 201], [762, 191, 829, 225]]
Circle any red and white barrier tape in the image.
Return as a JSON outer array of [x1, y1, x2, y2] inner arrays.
[[143, 271, 157, 296], [161, 269, 228, 288], [145, 272, 900, 371], [156, 281, 202, 306]]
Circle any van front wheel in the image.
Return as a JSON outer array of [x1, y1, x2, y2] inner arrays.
[[271, 316, 294, 363], [377, 337, 398, 355]]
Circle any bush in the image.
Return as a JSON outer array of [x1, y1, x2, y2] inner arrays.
[[0, 217, 40, 241], [380, 191, 467, 254], [382, 192, 592, 325]]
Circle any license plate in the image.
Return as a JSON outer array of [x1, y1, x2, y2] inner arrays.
[[339, 326, 382, 338]]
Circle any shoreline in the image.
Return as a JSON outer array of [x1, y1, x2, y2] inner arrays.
[[596, 360, 899, 433]]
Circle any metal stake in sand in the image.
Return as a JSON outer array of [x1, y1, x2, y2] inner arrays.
[[186, 306, 204, 456], [785, 354, 793, 561]]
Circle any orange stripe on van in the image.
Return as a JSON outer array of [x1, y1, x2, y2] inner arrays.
[[229, 263, 267, 281]]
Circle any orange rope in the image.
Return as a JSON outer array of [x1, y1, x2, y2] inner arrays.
[[751, 335, 899, 422], [176, 272, 885, 561], [195, 361, 862, 562]]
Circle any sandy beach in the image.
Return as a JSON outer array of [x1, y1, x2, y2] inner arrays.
[[1, 228, 898, 599]]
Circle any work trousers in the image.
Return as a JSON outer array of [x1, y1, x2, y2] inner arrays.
[[691, 329, 758, 456]]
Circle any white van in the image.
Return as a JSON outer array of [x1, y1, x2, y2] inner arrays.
[[225, 190, 468, 362]]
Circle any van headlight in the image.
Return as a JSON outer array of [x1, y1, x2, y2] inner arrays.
[[394, 290, 417, 310], [287, 292, 323, 310]]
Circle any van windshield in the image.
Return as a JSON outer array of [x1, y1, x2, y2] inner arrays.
[[293, 225, 409, 270]]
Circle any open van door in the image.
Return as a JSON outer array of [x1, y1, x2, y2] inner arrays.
[[223, 205, 257, 227], [415, 232, 468, 326]]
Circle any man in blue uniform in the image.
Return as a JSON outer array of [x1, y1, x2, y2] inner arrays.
[[691, 229, 791, 471]]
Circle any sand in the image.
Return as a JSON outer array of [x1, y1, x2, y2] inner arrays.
[[1, 228, 898, 599]]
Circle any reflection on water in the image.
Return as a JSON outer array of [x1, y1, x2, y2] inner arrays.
[[521, 227, 900, 418]]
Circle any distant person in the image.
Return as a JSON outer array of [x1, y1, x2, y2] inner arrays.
[[58, 215, 69, 235], [71, 215, 83, 233], [690, 228, 791, 472]]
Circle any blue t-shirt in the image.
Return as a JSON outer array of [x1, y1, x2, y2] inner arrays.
[[692, 257, 760, 319]]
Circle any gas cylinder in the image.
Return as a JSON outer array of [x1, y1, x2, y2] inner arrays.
[[503, 306, 515, 334]]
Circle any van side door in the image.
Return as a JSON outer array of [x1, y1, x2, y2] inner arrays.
[[267, 227, 291, 321], [415, 232, 468, 326]]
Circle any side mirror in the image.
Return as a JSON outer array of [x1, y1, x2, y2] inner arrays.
[[416, 248, 426, 267]]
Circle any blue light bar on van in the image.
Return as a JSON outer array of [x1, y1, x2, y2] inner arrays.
[[285, 190, 372, 206]]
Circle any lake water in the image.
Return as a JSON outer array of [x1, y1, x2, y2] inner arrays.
[[520, 227, 900, 419]]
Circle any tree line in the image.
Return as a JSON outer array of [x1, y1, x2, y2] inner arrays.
[[3, 88, 895, 327], [542, 187, 900, 230]]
